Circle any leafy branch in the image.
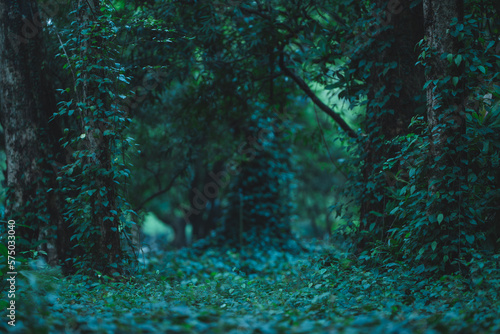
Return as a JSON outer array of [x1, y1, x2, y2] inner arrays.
[[278, 52, 358, 138]]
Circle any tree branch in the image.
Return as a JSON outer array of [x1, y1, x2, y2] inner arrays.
[[278, 53, 358, 138]]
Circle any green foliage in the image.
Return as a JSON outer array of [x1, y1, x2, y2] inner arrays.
[[53, 2, 137, 273], [329, 0, 426, 251], [122, 0, 345, 246], [323, 0, 500, 275], [222, 111, 294, 246], [6, 243, 500, 333], [380, 3, 500, 273], [3, 5, 500, 334]]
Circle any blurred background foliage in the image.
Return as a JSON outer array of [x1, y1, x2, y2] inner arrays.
[[0, 0, 498, 276], [105, 0, 362, 248]]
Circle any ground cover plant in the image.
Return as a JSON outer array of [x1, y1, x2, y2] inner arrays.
[[2, 240, 500, 333]]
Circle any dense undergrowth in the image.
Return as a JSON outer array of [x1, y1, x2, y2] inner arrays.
[[3, 240, 500, 334]]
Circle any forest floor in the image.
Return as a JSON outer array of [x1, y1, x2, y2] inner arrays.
[[4, 239, 500, 333]]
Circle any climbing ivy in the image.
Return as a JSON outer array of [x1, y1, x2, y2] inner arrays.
[[53, 2, 137, 274], [382, 2, 500, 273], [222, 110, 295, 248]]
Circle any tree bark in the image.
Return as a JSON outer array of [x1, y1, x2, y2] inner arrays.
[[0, 0, 63, 263]]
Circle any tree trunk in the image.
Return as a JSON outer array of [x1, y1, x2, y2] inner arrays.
[[74, 0, 123, 272], [423, 0, 465, 213], [188, 158, 221, 242], [221, 115, 292, 248], [423, 0, 465, 268], [0, 0, 63, 263], [357, 0, 425, 246]]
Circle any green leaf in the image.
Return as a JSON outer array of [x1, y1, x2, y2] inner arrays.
[[465, 235, 475, 244], [454, 54, 462, 66], [478, 65, 486, 74], [431, 241, 437, 252], [452, 77, 459, 87], [437, 213, 444, 224]]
